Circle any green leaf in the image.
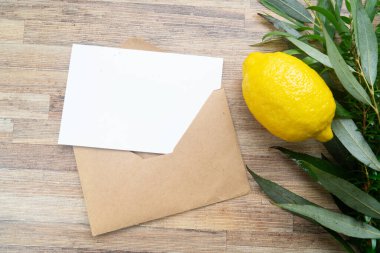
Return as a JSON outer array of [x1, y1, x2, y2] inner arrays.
[[325, 0, 347, 33], [340, 16, 351, 25], [327, 0, 343, 13], [273, 146, 346, 178], [332, 118, 380, 171], [247, 167, 356, 253], [302, 161, 380, 219], [286, 36, 355, 71], [323, 26, 372, 105], [249, 38, 283, 47], [345, 0, 351, 12], [259, 0, 304, 26], [317, 0, 334, 17], [309, 5, 337, 25], [247, 167, 314, 205], [333, 0, 343, 12], [258, 13, 301, 37], [335, 101, 353, 119], [286, 37, 333, 68], [371, 239, 377, 252], [296, 26, 314, 31], [278, 204, 380, 238], [365, 0, 377, 21], [352, 0, 378, 87], [302, 56, 319, 65], [262, 31, 295, 42], [299, 34, 325, 43], [308, 6, 349, 34], [314, 0, 335, 37], [326, 228, 356, 253], [283, 48, 303, 55], [262, 0, 313, 23], [323, 136, 357, 171]]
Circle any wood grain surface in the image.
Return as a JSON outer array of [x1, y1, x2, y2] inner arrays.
[[0, 0, 344, 252]]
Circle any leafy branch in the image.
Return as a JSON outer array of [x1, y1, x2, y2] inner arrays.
[[250, 0, 380, 252]]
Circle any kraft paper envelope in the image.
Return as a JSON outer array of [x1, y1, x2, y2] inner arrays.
[[73, 39, 250, 236]]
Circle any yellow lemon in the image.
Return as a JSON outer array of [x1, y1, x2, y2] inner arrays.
[[242, 52, 336, 142]]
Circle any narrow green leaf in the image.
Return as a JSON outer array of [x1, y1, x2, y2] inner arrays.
[[285, 37, 358, 71], [345, 0, 351, 12], [335, 101, 353, 119], [262, 31, 295, 41], [286, 37, 333, 68], [323, 0, 348, 35], [323, 136, 357, 171], [352, 0, 378, 87], [323, 26, 372, 105], [263, 0, 313, 23], [325, 228, 356, 253], [332, 118, 380, 171], [308, 6, 349, 34], [314, 0, 334, 36], [259, 0, 304, 26], [247, 167, 356, 253], [296, 26, 314, 31], [283, 48, 303, 55], [318, 0, 334, 17], [258, 13, 301, 37], [328, 0, 343, 14], [371, 238, 377, 251], [302, 56, 319, 65], [307, 6, 338, 25], [250, 38, 283, 47], [274, 146, 346, 178], [351, 0, 360, 54], [334, 0, 343, 12], [300, 34, 325, 43], [303, 161, 380, 219], [247, 167, 314, 205], [278, 204, 380, 238], [340, 16, 351, 24], [365, 0, 377, 21]]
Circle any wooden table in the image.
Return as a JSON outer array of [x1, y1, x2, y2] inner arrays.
[[0, 1, 344, 252]]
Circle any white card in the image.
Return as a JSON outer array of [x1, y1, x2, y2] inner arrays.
[[58, 44, 223, 154]]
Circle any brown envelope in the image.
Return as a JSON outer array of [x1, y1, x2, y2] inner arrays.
[[73, 39, 251, 236]]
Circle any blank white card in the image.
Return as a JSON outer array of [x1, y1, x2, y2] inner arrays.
[[58, 44, 223, 154]]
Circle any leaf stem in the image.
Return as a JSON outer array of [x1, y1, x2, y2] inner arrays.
[[352, 36, 380, 125], [357, 61, 380, 124], [363, 106, 368, 133], [362, 164, 371, 192]]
